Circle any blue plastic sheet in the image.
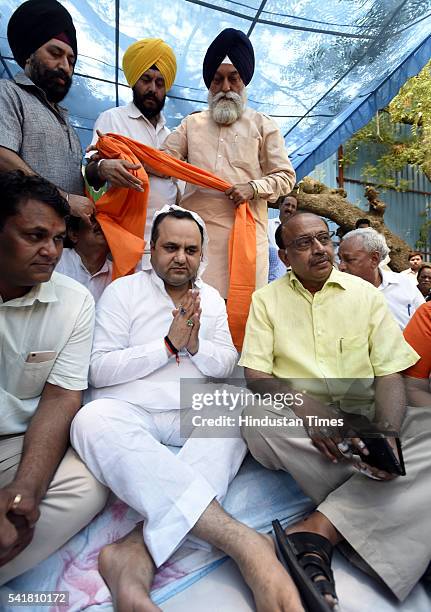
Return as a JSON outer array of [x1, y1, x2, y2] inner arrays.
[[1, 0, 430, 178]]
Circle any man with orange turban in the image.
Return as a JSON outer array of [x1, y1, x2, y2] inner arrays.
[[86, 38, 178, 266]]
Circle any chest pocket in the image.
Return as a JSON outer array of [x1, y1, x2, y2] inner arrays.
[[11, 357, 57, 400], [231, 135, 261, 175], [336, 335, 371, 379]]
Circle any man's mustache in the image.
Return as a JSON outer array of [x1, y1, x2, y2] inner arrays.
[[47, 69, 71, 86], [310, 255, 331, 265], [142, 92, 158, 101], [213, 92, 240, 101]]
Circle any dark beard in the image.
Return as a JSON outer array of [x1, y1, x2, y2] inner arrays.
[[29, 57, 72, 103], [133, 89, 165, 119]]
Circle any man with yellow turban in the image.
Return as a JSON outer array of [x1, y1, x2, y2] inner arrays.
[[162, 29, 296, 299], [86, 38, 178, 266]]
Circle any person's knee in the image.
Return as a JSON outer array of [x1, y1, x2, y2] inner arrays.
[[70, 455, 109, 521], [242, 400, 304, 471], [70, 399, 108, 450], [241, 402, 280, 469], [54, 449, 108, 524]]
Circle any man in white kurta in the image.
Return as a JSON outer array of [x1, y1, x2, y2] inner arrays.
[[70, 207, 305, 612], [162, 29, 296, 298], [55, 216, 112, 302], [339, 228, 424, 329], [85, 38, 178, 266]]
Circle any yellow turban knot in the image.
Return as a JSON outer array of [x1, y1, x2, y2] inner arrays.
[[122, 38, 177, 90]]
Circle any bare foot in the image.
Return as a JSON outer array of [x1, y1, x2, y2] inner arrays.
[[98, 525, 160, 612], [234, 531, 305, 612]]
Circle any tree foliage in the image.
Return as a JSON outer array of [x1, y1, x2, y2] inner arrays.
[[342, 60, 431, 188]]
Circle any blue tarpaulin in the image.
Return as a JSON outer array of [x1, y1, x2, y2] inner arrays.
[[1, 0, 430, 178]]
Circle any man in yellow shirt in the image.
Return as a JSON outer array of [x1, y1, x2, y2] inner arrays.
[[240, 212, 429, 611]]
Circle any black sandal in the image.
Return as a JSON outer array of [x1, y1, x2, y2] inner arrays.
[[273, 519, 339, 612]]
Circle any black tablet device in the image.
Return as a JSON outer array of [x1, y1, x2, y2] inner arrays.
[[360, 436, 406, 476]]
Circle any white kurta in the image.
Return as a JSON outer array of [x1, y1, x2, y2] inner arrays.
[[55, 248, 112, 303], [400, 267, 419, 285], [378, 268, 424, 329], [90, 102, 177, 264], [87, 270, 237, 407], [71, 270, 246, 566]]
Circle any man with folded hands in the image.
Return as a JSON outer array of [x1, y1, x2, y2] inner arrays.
[[240, 211, 429, 611], [71, 205, 305, 612]]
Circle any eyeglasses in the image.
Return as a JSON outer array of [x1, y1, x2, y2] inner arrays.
[[284, 231, 335, 252]]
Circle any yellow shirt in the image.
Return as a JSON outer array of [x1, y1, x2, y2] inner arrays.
[[239, 268, 419, 410]]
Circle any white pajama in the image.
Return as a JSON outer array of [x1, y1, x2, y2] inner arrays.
[[71, 399, 246, 566], [71, 269, 245, 566]]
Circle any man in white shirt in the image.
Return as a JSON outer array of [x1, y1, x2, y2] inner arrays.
[[85, 38, 178, 265], [268, 195, 297, 281], [267, 196, 298, 250], [56, 216, 112, 302], [339, 228, 424, 329], [400, 251, 423, 284], [71, 206, 303, 612], [0, 171, 107, 585]]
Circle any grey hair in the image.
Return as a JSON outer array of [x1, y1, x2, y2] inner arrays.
[[342, 228, 390, 263]]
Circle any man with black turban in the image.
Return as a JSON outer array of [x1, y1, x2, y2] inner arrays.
[[163, 28, 296, 298], [0, 0, 94, 225]]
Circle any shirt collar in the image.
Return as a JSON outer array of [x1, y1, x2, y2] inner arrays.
[[72, 249, 111, 277], [14, 72, 68, 115], [127, 101, 166, 129], [288, 267, 348, 292], [0, 278, 58, 307], [379, 268, 399, 289]]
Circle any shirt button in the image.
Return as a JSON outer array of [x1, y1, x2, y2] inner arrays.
[[218, 154, 222, 158], [220, 138, 224, 142]]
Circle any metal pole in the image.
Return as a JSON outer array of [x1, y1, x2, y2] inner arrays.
[[115, 0, 120, 107]]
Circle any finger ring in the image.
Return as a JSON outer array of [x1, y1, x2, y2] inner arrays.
[[186, 319, 194, 327], [357, 440, 366, 449], [229, 196, 233, 200], [179, 306, 187, 316], [337, 441, 350, 453], [12, 493, 22, 508]]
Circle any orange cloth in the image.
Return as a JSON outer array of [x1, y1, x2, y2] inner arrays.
[[403, 301, 431, 379], [94, 132, 256, 349]]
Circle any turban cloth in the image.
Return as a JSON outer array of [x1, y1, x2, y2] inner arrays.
[[203, 28, 254, 89], [122, 38, 177, 90], [7, 0, 77, 68]]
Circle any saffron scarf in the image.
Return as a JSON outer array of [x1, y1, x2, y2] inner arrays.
[[93, 133, 256, 350]]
